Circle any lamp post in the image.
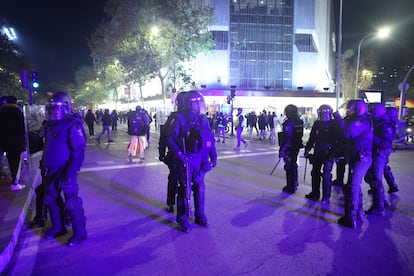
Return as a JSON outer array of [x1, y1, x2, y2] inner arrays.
[[335, 0, 343, 110], [354, 28, 390, 98]]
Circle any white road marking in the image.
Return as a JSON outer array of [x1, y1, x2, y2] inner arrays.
[[81, 150, 277, 173]]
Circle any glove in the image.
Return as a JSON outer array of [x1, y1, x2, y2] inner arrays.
[[278, 151, 285, 159], [159, 155, 165, 162], [177, 152, 187, 165], [210, 159, 217, 168]]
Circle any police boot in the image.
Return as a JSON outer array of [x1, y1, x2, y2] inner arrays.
[[321, 175, 332, 205], [44, 205, 67, 239], [282, 171, 296, 194], [356, 190, 365, 222], [338, 185, 356, 229], [176, 189, 191, 233], [306, 171, 321, 201], [30, 188, 47, 228], [193, 184, 208, 227], [66, 197, 87, 246], [384, 166, 399, 193], [365, 186, 385, 216]]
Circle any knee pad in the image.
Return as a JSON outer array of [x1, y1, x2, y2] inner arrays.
[[65, 196, 83, 211]]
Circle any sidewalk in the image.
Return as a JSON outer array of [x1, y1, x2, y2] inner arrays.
[[0, 153, 40, 273]]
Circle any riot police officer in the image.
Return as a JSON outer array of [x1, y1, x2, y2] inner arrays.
[[167, 90, 217, 232], [279, 104, 303, 194], [384, 107, 399, 193], [304, 104, 340, 204], [364, 103, 394, 216], [159, 92, 187, 212], [41, 91, 87, 246], [333, 99, 373, 228]]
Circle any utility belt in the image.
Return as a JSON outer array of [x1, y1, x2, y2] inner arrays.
[[352, 149, 371, 162], [373, 148, 392, 158]]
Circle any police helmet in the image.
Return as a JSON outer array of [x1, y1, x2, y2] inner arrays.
[[184, 90, 206, 114], [174, 92, 187, 112], [370, 103, 386, 119], [284, 104, 298, 119], [46, 91, 73, 121], [317, 104, 333, 122], [386, 106, 398, 121], [135, 105, 142, 111], [346, 99, 367, 116]]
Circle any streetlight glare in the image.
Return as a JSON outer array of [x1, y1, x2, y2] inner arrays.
[[150, 26, 159, 36], [378, 27, 391, 38]]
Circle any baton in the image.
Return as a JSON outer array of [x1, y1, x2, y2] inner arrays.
[[269, 158, 282, 175], [303, 157, 308, 183], [182, 138, 192, 219]]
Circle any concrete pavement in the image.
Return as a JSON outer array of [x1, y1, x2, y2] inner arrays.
[[1, 124, 414, 275]]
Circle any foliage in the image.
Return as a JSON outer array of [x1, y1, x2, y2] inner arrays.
[[340, 48, 378, 100], [74, 65, 108, 107], [86, 0, 215, 105], [0, 34, 32, 101]]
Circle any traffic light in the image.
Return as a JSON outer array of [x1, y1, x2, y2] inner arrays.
[[31, 71, 39, 89], [226, 96, 231, 104], [231, 88, 236, 99]]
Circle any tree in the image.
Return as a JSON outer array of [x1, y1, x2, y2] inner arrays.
[[74, 66, 107, 107], [340, 48, 378, 100], [88, 0, 215, 109], [0, 34, 32, 101]]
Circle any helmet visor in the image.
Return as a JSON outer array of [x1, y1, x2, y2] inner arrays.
[[46, 102, 67, 121], [190, 96, 206, 114]]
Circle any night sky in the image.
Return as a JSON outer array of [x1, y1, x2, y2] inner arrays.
[[1, 0, 414, 86]]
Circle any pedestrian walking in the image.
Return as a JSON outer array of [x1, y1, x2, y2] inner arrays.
[[84, 109, 96, 138], [233, 108, 248, 150], [216, 112, 227, 143], [127, 106, 149, 161], [0, 95, 26, 190], [110, 109, 119, 131], [96, 109, 113, 144]]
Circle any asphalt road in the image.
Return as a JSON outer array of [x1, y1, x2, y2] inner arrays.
[[3, 124, 414, 276]]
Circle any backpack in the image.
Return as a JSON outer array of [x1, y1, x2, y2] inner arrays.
[[128, 112, 146, 136], [185, 115, 215, 154]]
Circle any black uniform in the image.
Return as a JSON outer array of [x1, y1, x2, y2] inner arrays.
[[167, 110, 216, 232], [159, 111, 181, 212], [364, 112, 394, 215], [334, 103, 373, 228], [304, 120, 340, 202], [279, 115, 303, 193], [41, 114, 87, 245]]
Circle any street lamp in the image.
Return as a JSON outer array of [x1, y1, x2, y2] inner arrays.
[[354, 27, 390, 98], [335, 0, 343, 110]]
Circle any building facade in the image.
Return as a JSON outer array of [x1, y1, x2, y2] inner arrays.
[[193, 0, 336, 92]]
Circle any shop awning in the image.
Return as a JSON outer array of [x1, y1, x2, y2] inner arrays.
[[394, 98, 414, 108]]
